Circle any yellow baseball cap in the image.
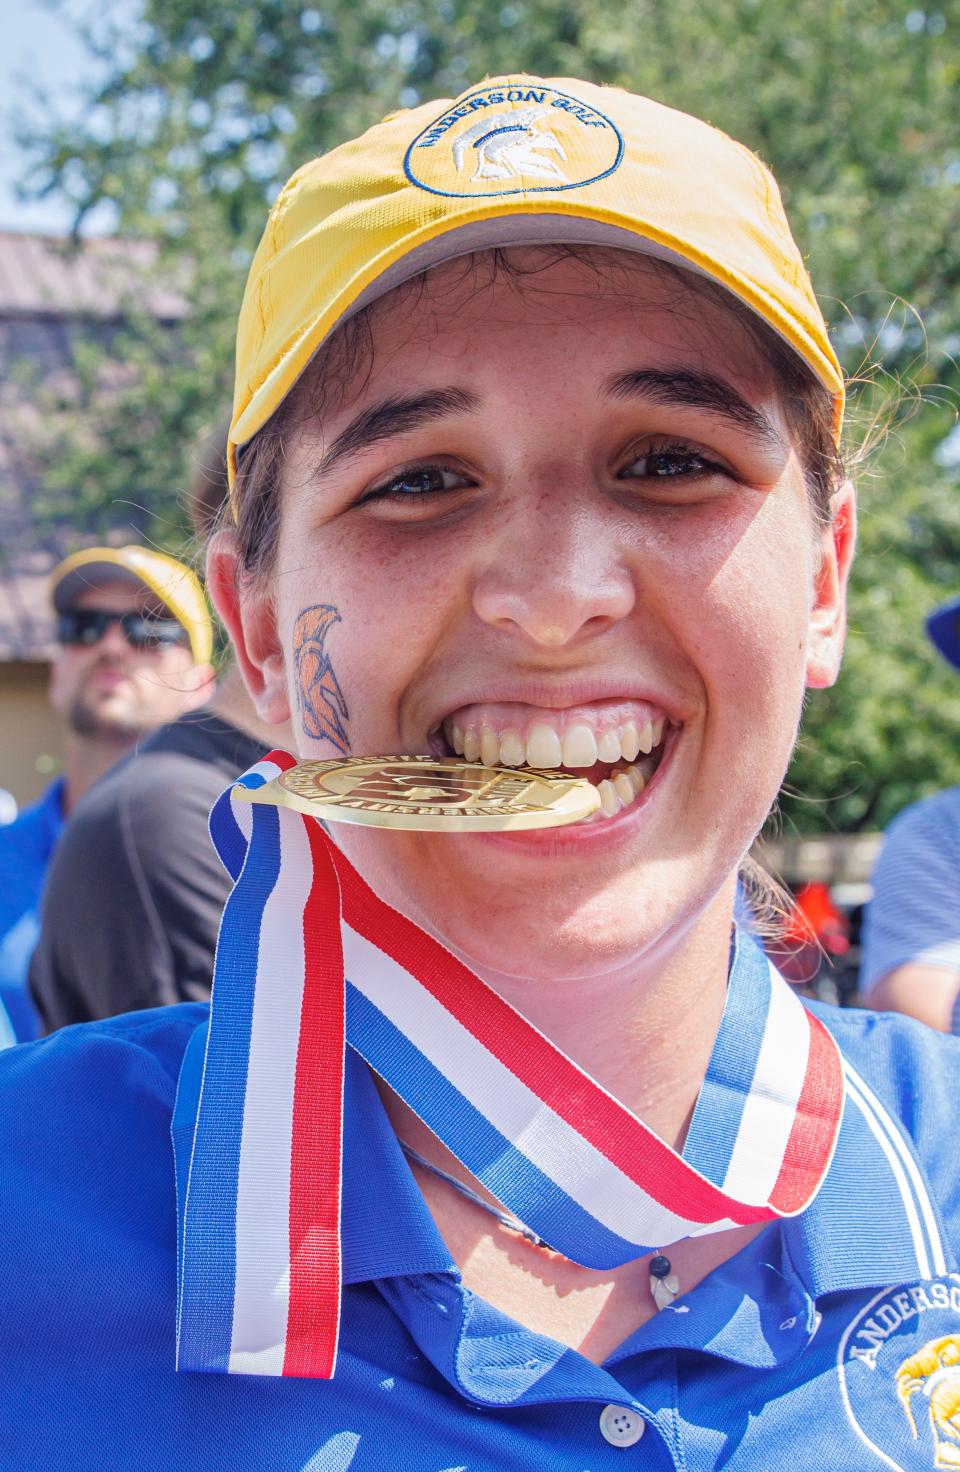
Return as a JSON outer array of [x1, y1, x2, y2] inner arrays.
[[50, 545, 214, 666], [229, 74, 844, 504]]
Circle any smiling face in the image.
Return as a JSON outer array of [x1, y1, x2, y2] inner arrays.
[[217, 248, 853, 983]]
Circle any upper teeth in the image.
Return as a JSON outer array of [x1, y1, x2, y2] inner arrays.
[[445, 716, 665, 770]]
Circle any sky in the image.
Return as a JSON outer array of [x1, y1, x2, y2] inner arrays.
[[2, 0, 134, 234]]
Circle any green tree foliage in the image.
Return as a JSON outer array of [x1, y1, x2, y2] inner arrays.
[[16, 0, 960, 830]]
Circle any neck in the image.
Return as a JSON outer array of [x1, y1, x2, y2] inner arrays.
[[208, 664, 291, 748], [381, 878, 737, 1199], [62, 730, 137, 813], [472, 887, 735, 1143]]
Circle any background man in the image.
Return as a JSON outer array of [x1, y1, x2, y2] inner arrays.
[[0, 545, 215, 1040], [861, 593, 960, 1032], [29, 434, 289, 1033]]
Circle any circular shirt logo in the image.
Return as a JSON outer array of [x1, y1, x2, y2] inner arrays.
[[404, 84, 623, 198], [838, 1276, 960, 1469]]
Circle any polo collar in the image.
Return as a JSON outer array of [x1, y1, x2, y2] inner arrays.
[[172, 998, 954, 1381], [172, 1023, 456, 1290], [332, 1006, 954, 1301], [780, 1038, 954, 1299], [613, 1021, 957, 1372], [338, 1051, 455, 1285]]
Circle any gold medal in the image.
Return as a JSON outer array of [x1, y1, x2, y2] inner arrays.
[[239, 756, 600, 831]]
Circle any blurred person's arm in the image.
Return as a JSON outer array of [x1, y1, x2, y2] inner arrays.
[[861, 789, 960, 1032], [29, 753, 234, 1031], [865, 963, 960, 1032]]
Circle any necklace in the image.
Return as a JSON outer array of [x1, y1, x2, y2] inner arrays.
[[398, 1138, 680, 1311]]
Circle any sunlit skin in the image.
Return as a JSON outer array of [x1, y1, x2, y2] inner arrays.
[[211, 248, 855, 1359]]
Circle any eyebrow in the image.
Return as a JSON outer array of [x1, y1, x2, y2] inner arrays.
[[312, 387, 480, 478], [604, 368, 783, 449]]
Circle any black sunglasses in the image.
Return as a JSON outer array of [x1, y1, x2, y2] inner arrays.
[[56, 608, 190, 651]]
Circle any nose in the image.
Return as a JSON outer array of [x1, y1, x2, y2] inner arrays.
[[471, 488, 635, 647], [96, 618, 132, 656]]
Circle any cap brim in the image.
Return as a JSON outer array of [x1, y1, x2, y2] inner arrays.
[[334, 214, 830, 375], [230, 210, 845, 485], [52, 560, 152, 614], [50, 546, 213, 665]]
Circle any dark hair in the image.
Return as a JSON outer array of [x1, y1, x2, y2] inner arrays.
[[229, 246, 846, 576], [187, 416, 234, 540]]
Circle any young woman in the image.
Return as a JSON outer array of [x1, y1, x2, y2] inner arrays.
[[3, 76, 959, 1472]]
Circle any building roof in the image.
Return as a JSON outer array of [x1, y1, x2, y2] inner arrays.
[[0, 231, 186, 320], [0, 232, 182, 660]]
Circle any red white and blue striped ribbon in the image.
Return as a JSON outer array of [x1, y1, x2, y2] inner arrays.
[[176, 751, 845, 1379]]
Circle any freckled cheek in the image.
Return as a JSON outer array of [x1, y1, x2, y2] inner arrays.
[[666, 541, 813, 736], [334, 533, 467, 646], [289, 528, 470, 740], [723, 618, 811, 782]]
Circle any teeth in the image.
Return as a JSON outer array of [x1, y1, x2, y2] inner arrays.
[[598, 779, 620, 817], [561, 723, 599, 768], [498, 730, 525, 766], [480, 725, 500, 768], [620, 721, 641, 761], [442, 711, 670, 799], [593, 758, 652, 820], [526, 723, 563, 768], [612, 772, 635, 805], [597, 729, 622, 763]]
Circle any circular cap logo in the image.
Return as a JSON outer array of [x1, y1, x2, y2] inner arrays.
[[404, 84, 623, 198]]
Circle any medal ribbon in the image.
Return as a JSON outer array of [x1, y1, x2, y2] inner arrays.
[[176, 751, 845, 1379]]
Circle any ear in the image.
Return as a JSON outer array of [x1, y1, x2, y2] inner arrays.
[[805, 480, 857, 690], [206, 528, 291, 724]]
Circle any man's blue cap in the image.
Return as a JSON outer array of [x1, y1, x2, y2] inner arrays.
[[927, 595, 960, 670]]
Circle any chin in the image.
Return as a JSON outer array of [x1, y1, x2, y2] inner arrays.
[[90, 710, 147, 743], [338, 796, 757, 981], [415, 861, 709, 983]]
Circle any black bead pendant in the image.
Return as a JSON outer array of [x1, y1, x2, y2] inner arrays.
[[650, 1254, 673, 1280]]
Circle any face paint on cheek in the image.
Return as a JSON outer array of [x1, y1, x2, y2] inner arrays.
[[292, 603, 351, 755]]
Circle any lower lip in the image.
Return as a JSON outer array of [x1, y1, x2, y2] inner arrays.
[[460, 736, 677, 858]]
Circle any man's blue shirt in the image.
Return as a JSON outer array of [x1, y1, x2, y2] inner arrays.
[[1, 1000, 959, 1470], [0, 777, 64, 1041]]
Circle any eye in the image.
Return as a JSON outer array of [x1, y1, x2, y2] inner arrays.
[[618, 441, 727, 483], [360, 462, 474, 503]]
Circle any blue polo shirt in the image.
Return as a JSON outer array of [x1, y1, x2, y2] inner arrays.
[[1, 1000, 959, 1470], [0, 776, 64, 1042]]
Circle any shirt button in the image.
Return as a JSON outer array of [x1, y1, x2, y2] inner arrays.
[[599, 1404, 645, 1447]]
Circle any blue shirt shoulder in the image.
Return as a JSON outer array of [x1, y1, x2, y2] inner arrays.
[[812, 1001, 960, 1241], [3, 1001, 960, 1471], [0, 777, 65, 1037], [0, 776, 65, 908]]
